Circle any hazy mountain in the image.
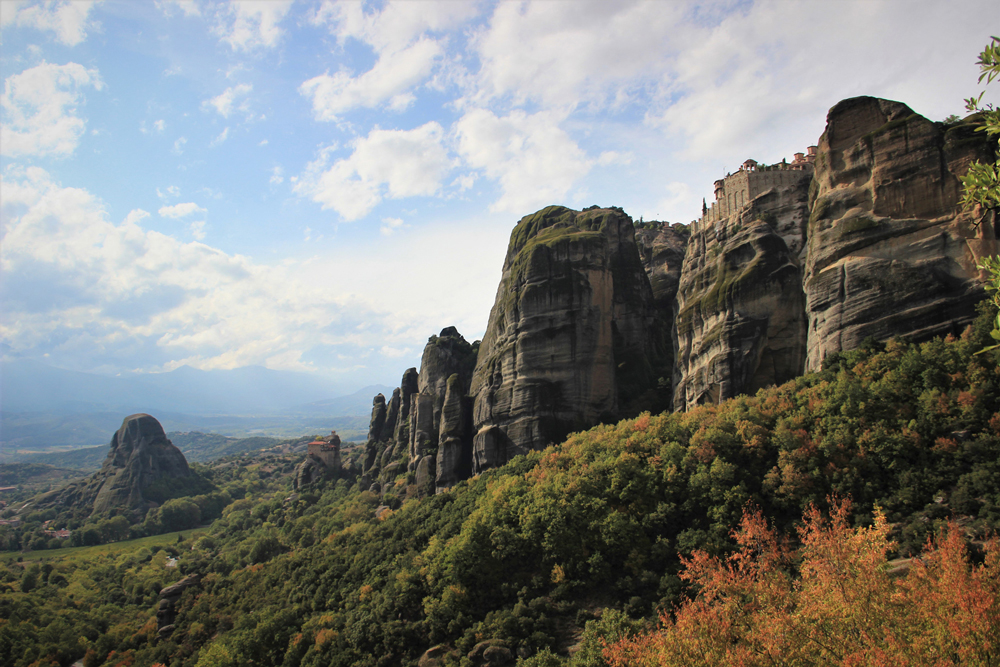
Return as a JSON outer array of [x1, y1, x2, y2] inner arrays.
[[0, 359, 356, 415], [0, 360, 390, 460], [288, 384, 394, 417]]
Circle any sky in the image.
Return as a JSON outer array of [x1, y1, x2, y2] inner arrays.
[[1, 0, 998, 395]]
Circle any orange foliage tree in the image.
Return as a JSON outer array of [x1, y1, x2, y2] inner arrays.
[[605, 499, 1000, 666]]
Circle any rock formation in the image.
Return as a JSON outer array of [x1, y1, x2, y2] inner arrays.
[[634, 222, 691, 400], [294, 431, 342, 490], [156, 574, 200, 638], [411, 327, 478, 493], [669, 96, 996, 409], [92, 414, 195, 514], [34, 414, 202, 517], [803, 97, 998, 370], [470, 206, 669, 472], [672, 173, 811, 410], [361, 95, 996, 491], [363, 329, 478, 495]]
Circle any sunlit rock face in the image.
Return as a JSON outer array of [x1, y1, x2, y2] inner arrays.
[[803, 97, 998, 370], [364, 96, 997, 489], [470, 206, 668, 472]]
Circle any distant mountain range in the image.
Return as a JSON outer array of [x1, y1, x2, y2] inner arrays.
[[1, 358, 391, 415], [0, 359, 391, 457]]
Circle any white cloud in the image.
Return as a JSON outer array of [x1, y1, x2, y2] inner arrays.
[[153, 119, 165, 132], [158, 202, 206, 218], [1, 61, 103, 158], [598, 151, 631, 166], [452, 173, 475, 192], [0, 166, 505, 381], [311, 0, 478, 56], [471, 1, 684, 109], [213, 0, 292, 52], [156, 185, 180, 199], [269, 166, 283, 185], [189, 220, 207, 240], [380, 217, 404, 236], [172, 136, 187, 154], [300, 39, 442, 121], [156, 0, 201, 18], [3, 0, 101, 46], [204, 83, 252, 118], [645, 0, 998, 164], [302, 1, 480, 119], [455, 108, 593, 213], [379, 345, 410, 358], [209, 127, 229, 147], [295, 122, 452, 221]]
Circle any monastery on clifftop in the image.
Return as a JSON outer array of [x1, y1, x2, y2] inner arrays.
[[698, 146, 818, 227]]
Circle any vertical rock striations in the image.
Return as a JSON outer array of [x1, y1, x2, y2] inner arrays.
[[672, 172, 811, 411], [470, 206, 668, 473], [803, 97, 998, 370], [359, 95, 996, 493], [364, 329, 478, 495], [634, 222, 691, 401]]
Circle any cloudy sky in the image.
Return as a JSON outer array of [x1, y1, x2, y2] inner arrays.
[[1, 0, 997, 393]]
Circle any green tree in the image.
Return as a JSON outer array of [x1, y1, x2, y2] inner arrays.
[[963, 37, 1000, 352]]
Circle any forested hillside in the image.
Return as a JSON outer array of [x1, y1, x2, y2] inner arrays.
[[2, 303, 997, 667]]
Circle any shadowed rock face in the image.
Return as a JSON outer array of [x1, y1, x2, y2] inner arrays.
[[670, 97, 996, 409], [672, 178, 811, 411], [92, 414, 192, 514], [803, 97, 998, 370], [470, 206, 667, 472], [435, 373, 473, 491], [634, 223, 691, 403], [359, 96, 996, 491], [409, 328, 478, 493]]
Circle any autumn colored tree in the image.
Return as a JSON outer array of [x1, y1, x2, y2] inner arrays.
[[604, 500, 1000, 667]]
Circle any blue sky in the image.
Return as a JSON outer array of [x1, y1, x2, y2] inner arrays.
[[1, 0, 997, 394]]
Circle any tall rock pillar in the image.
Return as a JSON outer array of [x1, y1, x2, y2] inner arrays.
[[803, 96, 998, 370], [470, 206, 666, 472]]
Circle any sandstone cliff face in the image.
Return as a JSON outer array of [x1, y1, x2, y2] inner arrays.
[[634, 222, 690, 402], [803, 97, 998, 370], [672, 176, 811, 411], [634, 223, 690, 311], [358, 96, 995, 492], [435, 373, 474, 491], [470, 206, 667, 472]]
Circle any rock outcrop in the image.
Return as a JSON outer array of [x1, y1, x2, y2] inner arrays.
[[362, 328, 478, 496], [91, 414, 194, 514], [294, 431, 342, 490], [29, 414, 210, 519], [470, 206, 669, 472], [634, 222, 691, 400], [803, 97, 998, 369], [672, 173, 811, 410], [410, 327, 477, 493], [156, 574, 200, 637], [362, 96, 996, 491]]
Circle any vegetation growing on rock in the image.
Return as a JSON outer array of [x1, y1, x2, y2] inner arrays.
[[2, 300, 997, 667]]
